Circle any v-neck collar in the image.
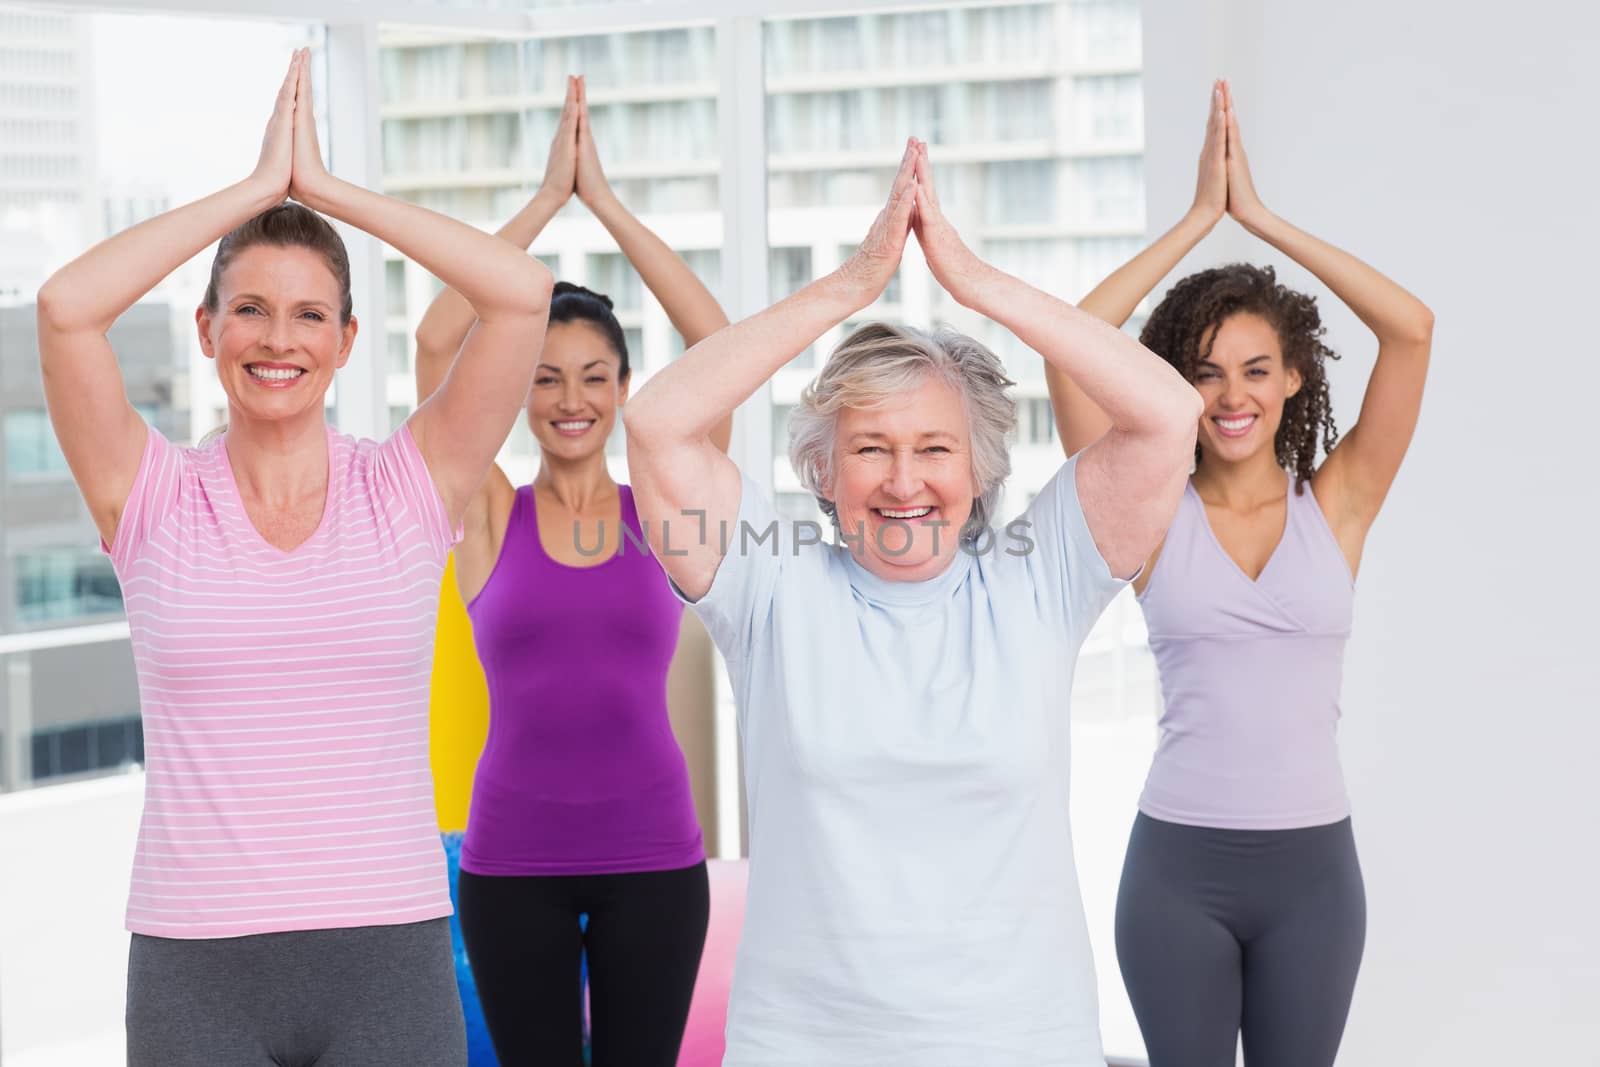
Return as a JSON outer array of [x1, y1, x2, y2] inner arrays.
[[1187, 469, 1291, 587]]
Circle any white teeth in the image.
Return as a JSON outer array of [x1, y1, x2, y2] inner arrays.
[[1215, 415, 1255, 431], [248, 366, 304, 382], [554, 421, 594, 431], [878, 506, 933, 519]]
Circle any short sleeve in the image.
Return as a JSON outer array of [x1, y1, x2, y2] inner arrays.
[[373, 422, 463, 561], [1016, 454, 1129, 646], [106, 423, 185, 573], [671, 471, 786, 666]]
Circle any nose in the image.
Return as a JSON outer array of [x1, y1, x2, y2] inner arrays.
[[1217, 373, 1247, 410], [557, 380, 584, 413], [884, 449, 923, 501], [260, 312, 293, 355]]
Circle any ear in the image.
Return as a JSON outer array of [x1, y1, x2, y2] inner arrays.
[[1284, 364, 1303, 399], [195, 305, 217, 360], [616, 370, 632, 406], [334, 314, 359, 370]]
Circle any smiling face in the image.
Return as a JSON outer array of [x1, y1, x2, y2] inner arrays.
[[196, 243, 355, 426], [1193, 311, 1301, 465], [526, 320, 628, 463], [826, 375, 979, 583]]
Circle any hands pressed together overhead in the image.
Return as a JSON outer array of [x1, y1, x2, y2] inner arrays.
[[537, 75, 617, 211], [252, 48, 335, 208], [840, 138, 995, 311], [1193, 78, 1270, 231]]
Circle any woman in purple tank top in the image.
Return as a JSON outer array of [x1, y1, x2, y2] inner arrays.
[[412, 78, 729, 1066], [1046, 83, 1435, 1067]]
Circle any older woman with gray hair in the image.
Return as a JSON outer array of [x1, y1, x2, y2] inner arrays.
[[624, 140, 1202, 1065]]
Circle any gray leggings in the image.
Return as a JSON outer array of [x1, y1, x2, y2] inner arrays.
[[1115, 813, 1366, 1067], [126, 918, 465, 1067]]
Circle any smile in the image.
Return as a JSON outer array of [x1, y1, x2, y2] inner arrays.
[[1212, 414, 1256, 438], [553, 420, 596, 436], [246, 364, 306, 384]]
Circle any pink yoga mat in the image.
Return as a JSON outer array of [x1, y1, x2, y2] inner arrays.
[[678, 859, 748, 1066]]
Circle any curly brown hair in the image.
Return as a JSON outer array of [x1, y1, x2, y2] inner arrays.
[[1140, 263, 1340, 491]]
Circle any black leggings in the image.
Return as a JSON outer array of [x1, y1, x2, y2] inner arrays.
[[457, 862, 709, 1067], [1115, 813, 1366, 1067]]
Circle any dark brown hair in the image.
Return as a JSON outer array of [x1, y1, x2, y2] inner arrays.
[[203, 202, 352, 325], [550, 281, 629, 379], [1140, 262, 1339, 490]]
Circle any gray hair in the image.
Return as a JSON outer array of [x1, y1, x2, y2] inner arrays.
[[788, 321, 1017, 544]]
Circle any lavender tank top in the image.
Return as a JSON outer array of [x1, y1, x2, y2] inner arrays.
[[1137, 471, 1355, 829], [461, 484, 705, 875]]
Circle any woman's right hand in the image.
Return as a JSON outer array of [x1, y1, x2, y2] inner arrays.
[[836, 139, 920, 306], [1191, 80, 1228, 226], [250, 50, 301, 201], [538, 76, 581, 205]]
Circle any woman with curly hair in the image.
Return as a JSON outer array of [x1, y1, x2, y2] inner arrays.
[[1046, 82, 1434, 1066]]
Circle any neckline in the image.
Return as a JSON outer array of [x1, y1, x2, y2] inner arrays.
[[215, 424, 336, 559], [840, 544, 973, 607], [1188, 468, 1292, 587], [527, 482, 632, 572]]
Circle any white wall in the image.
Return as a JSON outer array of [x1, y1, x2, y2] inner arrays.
[[0, 773, 140, 1063], [1142, 2, 1600, 1062]]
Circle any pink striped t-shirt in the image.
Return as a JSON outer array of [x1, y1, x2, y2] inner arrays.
[[108, 422, 460, 939]]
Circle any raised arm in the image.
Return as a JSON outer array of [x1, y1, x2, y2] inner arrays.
[[1221, 81, 1434, 532], [912, 145, 1200, 579], [413, 76, 577, 411], [37, 52, 302, 546], [625, 141, 921, 600], [1047, 82, 1227, 458], [285, 52, 553, 525], [573, 77, 733, 451]]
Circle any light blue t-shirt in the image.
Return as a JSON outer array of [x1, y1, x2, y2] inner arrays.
[[683, 455, 1126, 1066]]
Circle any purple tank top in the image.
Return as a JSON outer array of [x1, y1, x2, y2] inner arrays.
[[1137, 471, 1355, 829], [461, 484, 705, 875]]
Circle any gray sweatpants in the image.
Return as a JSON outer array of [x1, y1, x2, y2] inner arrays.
[[1115, 813, 1366, 1067], [126, 918, 466, 1067]]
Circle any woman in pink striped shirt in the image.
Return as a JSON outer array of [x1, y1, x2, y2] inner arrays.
[[36, 51, 552, 1065]]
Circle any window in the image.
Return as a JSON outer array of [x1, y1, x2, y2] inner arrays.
[[4, 409, 69, 477], [14, 550, 123, 624]]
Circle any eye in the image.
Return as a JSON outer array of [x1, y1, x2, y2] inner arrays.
[[1195, 369, 1218, 381], [922, 445, 951, 454], [535, 376, 558, 386], [858, 445, 887, 455], [300, 310, 327, 323], [586, 376, 608, 385], [236, 304, 261, 316], [1247, 367, 1269, 377]]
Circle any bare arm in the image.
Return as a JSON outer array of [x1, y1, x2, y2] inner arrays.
[[287, 56, 553, 526], [574, 78, 732, 451], [36, 52, 302, 546], [1046, 82, 1227, 458], [413, 76, 577, 411], [1221, 82, 1433, 531], [914, 145, 1201, 579], [625, 142, 922, 600]]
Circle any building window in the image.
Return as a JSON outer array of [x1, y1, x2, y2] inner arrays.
[[4, 409, 70, 477], [14, 550, 123, 624], [30, 715, 144, 784]]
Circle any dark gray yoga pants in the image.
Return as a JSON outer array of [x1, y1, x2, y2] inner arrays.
[[126, 917, 465, 1066], [1115, 813, 1366, 1067]]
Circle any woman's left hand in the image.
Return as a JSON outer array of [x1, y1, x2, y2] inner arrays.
[[288, 47, 335, 208], [574, 77, 616, 210], [1221, 80, 1271, 230], [911, 142, 993, 309]]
